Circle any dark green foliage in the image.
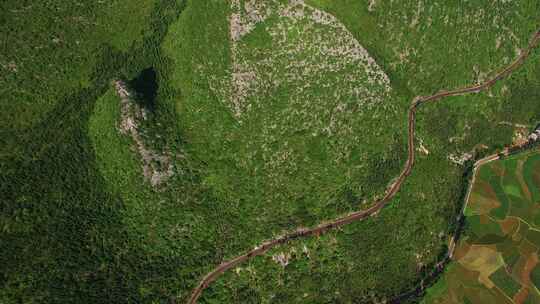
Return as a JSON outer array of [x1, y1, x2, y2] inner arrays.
[[130, 68, 159, 109], [1, 1, 192, 303], [531, 265, 540, 289], [3, 0, 540, 303], [490, 267, 521, 297]]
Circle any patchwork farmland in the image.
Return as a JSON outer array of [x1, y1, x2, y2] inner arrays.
[[424, 148, 540, 304]]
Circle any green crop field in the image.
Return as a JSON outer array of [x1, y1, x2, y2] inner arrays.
[[423, 149, 540, 304], [2, 0, 540, 303]]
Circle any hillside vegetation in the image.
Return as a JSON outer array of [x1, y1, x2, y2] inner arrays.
[[2, 0, 540, 303]]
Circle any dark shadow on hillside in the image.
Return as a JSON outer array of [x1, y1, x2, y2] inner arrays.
[[129, 67, 158, 110]]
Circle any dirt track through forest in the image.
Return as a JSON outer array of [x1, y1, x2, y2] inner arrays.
[[187, 28, 540, 304]]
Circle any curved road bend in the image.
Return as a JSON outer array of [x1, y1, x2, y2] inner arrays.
[[188, 29, 540, 304]]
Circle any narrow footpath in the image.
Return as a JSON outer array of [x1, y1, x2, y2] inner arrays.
[[188, 28, 540, 304]]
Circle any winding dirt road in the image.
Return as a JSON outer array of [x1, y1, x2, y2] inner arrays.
[[188, 28, 540, 304]]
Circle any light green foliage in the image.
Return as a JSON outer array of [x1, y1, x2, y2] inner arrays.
[[164, 0, 403, 247], [3, 0, 540, 303], [89, 89, 143, 197]]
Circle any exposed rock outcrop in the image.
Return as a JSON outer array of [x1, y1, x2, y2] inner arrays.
[[114, 80, 174, 188]]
